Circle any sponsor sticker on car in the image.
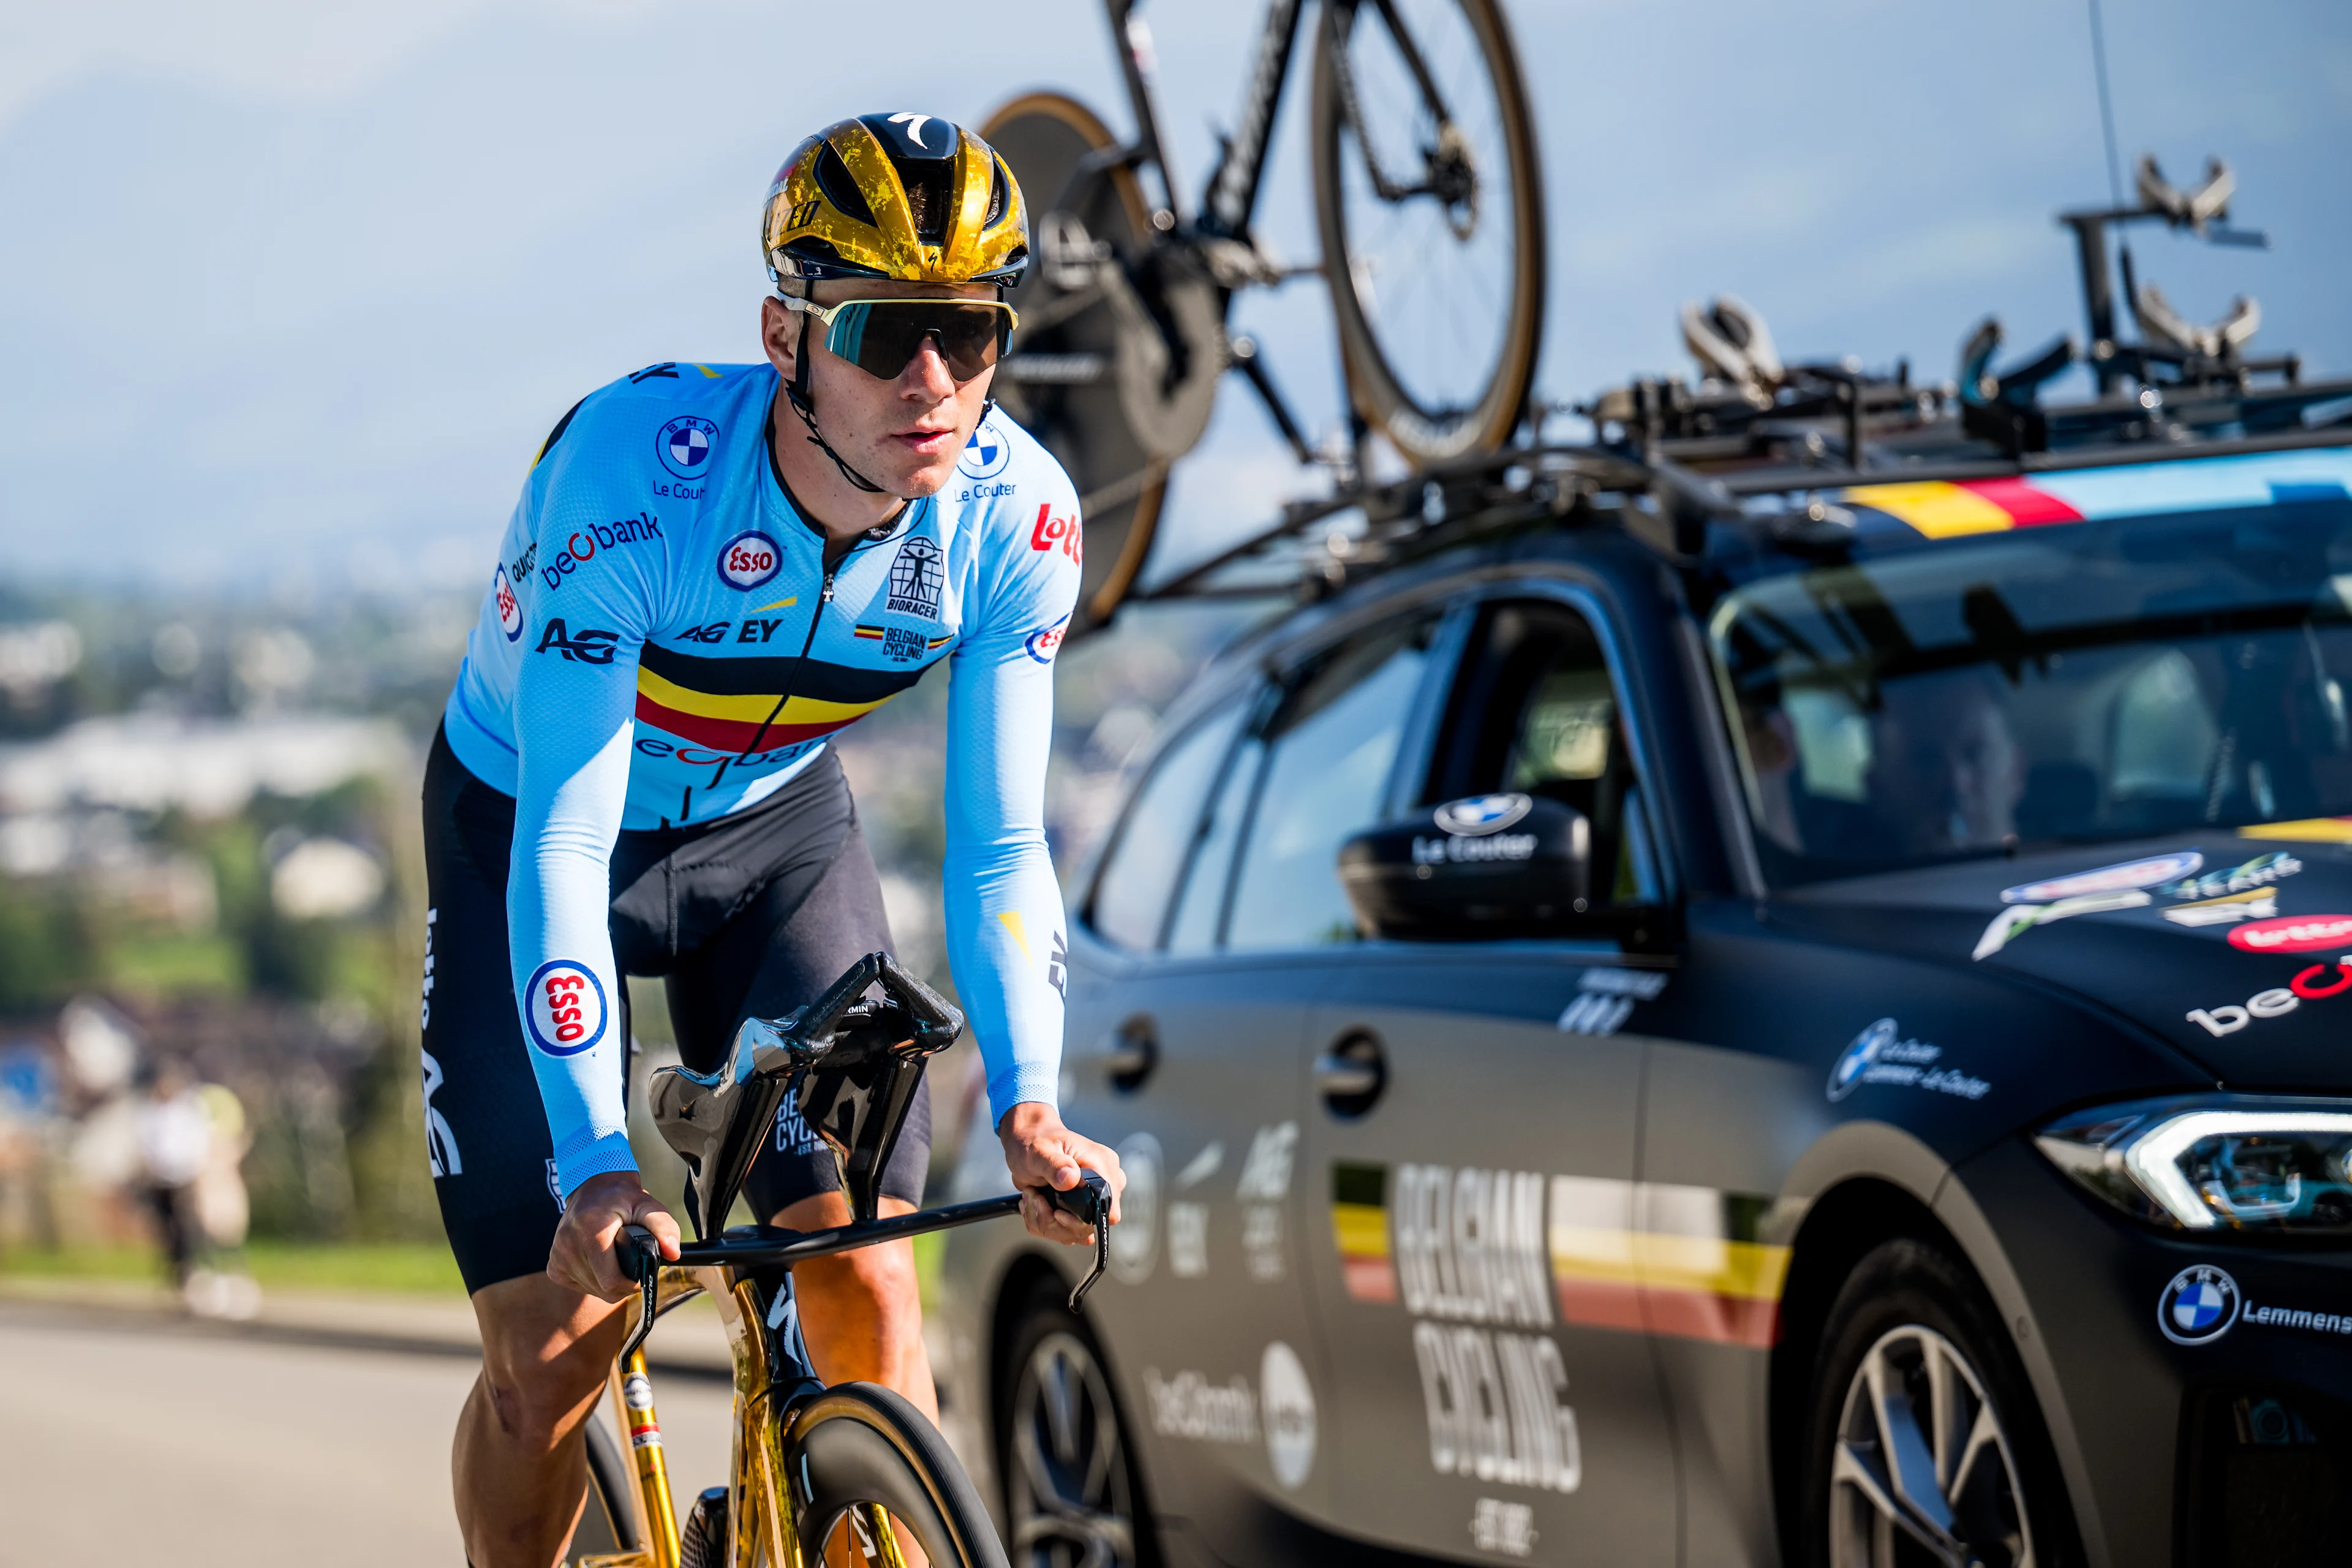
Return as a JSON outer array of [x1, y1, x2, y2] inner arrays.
[[2001, 851, 2203, 905], [2228, 914, 2352, 954], [2159, 1264, 2241, 1345]]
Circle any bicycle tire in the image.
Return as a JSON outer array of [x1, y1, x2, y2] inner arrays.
[[783, 1381, 1012, 1568], [1311, 0, 1545, 466], [980, 92, 1186, 636], [577, 1410, 639, 1556]]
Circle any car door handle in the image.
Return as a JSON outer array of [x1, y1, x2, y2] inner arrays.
[[1099, 1016, 1156, 1093], [1315, 1031, 1385, 1117]]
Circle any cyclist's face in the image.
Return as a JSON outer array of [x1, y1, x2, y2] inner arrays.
[[761, 278, 1000, 502]]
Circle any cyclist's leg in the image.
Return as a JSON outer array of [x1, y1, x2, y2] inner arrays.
[[423, 726, 627, 1568], [666, 815, 939, 1419]]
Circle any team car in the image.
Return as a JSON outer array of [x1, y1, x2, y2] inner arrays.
[[930, 161, 2352, 1567]]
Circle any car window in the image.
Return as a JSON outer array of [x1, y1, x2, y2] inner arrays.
[[1422, 598, 1661, 905], [1087, 697, 1250, 951], [1167, 730, 1265, 954], [1226, 614, 1441, 951]]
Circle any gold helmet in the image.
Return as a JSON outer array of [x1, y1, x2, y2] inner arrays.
[[763, 112, 1029, 288]]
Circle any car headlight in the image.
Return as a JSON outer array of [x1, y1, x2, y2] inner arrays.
[[2035, 1097, 2352, 1235]]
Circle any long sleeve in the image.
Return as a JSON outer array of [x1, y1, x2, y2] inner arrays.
[[941, 487, 1083, 1126], [503, 456, 662, 1198]]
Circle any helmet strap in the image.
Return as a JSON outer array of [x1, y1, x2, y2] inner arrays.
[[786, 312, 890, 496]]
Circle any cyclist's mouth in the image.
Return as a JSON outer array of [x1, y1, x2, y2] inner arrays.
[[891, 425, 957, 456]]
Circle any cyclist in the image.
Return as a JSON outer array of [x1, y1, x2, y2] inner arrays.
[[420, 111, 1123, 1567]]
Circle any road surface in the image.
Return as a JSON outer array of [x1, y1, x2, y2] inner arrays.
[[0, 1300, 735, 1567]]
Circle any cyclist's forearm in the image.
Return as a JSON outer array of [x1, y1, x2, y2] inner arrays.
[[941, 843, 1067, 1121], [508, 712, 641, 1196]]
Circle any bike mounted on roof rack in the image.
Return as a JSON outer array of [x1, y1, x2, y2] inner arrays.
[[1123, 154, 2352, 608]]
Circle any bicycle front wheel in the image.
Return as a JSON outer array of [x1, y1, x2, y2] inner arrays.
[[1312, 0, 1545, 466], [784, 1382, 1011, 1568]]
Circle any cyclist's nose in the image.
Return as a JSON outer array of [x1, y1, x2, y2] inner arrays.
[[900, 332, 957, 398]]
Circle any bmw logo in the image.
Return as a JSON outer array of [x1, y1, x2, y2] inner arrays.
[[2158, 1264, 2241, 1346], [957, 421, 1011, 480], [657, 415, 718, 480], [1432, 793, 1532, 836], [1826, 1018, 1896, 1101]]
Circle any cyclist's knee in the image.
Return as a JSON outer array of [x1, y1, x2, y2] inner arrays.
[[470, 1274, 622, 1444], [797, 1242, 922, 1338]]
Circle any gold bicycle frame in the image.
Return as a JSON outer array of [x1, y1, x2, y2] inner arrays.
[[575, 1265, 909, 1568]]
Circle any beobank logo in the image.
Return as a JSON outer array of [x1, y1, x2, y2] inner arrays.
[[2228, 915, 2352, 954]]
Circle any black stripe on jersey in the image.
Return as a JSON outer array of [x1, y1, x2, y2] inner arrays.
[[532, 396, 588, 470], [638, 642, 935, 703]]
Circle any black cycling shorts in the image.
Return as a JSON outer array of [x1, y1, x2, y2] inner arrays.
[[420, 724, 929, 1295]]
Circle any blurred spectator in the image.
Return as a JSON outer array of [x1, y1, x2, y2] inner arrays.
[[134, 1060, 260, 1317]]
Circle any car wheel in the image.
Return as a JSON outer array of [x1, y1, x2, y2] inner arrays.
[[1802, 1238, 2075, 1568], [999, 1283, 1155, 1568]]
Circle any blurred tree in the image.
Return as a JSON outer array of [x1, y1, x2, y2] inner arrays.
[[0, 880, 97, 1014]]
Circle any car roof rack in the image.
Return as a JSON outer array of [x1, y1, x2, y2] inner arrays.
[[1125, 154, 2352, 614]]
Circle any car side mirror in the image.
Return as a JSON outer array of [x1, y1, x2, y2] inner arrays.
[[1337, 793, 1594, 940]]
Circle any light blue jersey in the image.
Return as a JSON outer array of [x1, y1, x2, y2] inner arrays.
[[443, 360, 1080, 1194]]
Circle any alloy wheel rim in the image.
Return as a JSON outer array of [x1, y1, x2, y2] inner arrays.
[[1009, 1330, 1138, 1568], [1828, 1323, 2034, 1568]]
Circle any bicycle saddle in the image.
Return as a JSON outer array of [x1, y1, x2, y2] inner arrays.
[[2137, 153, 2234, 233], [650, 951, 965, 1240]]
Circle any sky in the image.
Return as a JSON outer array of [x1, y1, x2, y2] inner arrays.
[[1, 0, 2346, 600]]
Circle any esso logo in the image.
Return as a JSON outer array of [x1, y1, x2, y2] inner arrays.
[[494, 567, 523, 642], [2228, 914, 2352, 954], [526, 960, 607, 1057], [1023, 618, 1068, 664], [717, 530, 782, 590], [959, 423, 1012, 480]]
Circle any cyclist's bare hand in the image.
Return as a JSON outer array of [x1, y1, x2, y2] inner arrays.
[[1000, 1102, 1125, 1246], [547, 1170, 681, 1303]]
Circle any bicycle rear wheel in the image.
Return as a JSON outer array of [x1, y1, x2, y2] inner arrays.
[[1312, 0, 1545, 466], [981, 92, 1215, 636], [785, 1381, 1011, 1568]]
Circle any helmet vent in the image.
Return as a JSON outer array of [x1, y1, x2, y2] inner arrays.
[[903, 168, 951, 244], [813, 146, 876, 227]]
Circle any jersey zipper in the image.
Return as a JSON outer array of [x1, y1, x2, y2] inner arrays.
[[706, 560, 837, 793]]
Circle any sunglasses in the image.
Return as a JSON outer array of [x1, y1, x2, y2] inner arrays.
[[778, 293, 1019, 383]]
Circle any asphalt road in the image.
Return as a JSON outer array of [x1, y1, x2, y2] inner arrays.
[[0, 1305, 736, 1567]]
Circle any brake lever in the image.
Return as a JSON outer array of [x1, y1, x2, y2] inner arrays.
[[1043, 1170, 1113, 1313], [617, 1224, 662, 1365]]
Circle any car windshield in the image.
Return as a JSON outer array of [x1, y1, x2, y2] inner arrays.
[[1709, 488, 2352, 886]]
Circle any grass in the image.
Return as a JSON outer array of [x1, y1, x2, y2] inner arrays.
[[0, 1239, 467, 1295]]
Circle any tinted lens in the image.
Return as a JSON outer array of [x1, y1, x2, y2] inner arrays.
[[827, 302, 1008, 382]]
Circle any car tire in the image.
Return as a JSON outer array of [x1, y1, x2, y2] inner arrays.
[[998, 1279, 1158, 1568], [1800, 1238, 2077, 1568]]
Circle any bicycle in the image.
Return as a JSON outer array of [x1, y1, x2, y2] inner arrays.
[[562, 951, 1110, 1568], [979, 0, 1547, 633]]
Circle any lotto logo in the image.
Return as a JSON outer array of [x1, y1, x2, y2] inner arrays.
[[526, 960, 607, 1057], [1030, 503, 1081, 564], [717, 530, 782, 590]]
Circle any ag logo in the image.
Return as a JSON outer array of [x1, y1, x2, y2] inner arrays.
[[2159, 1264, 2241, 1346], [657, 415, 718, 480], [1433, 793, 1532, 836], [717, 530, 782, 590], [959, 422, 1012, 480], [526, 960, 607, 1057], [493, 566, 523, 643]]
